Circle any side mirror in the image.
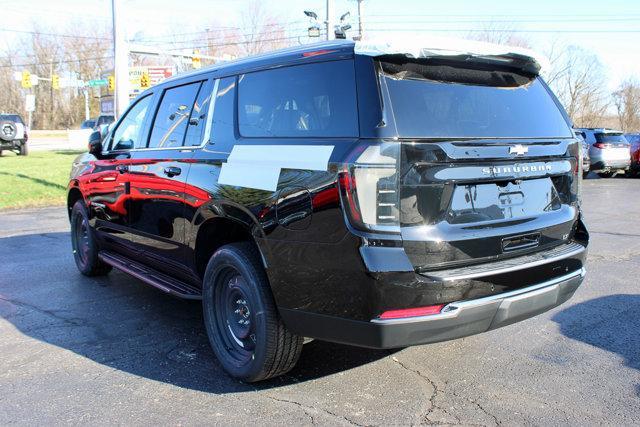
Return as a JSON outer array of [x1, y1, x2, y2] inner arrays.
[[88, 130, 103, 156]]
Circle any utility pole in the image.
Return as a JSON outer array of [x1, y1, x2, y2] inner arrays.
[[83, 89, 90, 121], [326, 0, 334, 40], [112, 0, 130, 118], [357, 0, 364, 40]]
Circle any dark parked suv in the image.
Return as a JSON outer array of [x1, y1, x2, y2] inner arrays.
[[67, 40, 588, 382]]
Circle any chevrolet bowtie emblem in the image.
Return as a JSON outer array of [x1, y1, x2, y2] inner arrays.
[[509, 145, 528, 156]]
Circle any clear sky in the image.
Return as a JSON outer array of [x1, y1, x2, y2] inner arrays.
[[2, 0, 639, 89]]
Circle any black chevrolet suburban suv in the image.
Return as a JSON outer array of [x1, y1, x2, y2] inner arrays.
[[67, 39, 588, 382]]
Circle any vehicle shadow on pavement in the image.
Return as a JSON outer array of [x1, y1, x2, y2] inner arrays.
[[552, 294, 640, 396], [0, 232, 394, 393]]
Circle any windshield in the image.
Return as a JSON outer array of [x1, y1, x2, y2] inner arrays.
[[381, 61, 572, 139]]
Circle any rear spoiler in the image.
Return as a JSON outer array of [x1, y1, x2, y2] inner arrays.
[[355, 36, 548, 76]]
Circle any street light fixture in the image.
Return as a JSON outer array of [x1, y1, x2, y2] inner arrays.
[[304, 10, 321, 38]]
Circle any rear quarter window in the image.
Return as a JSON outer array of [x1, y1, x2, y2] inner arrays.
[[237, 60, 359, 138]]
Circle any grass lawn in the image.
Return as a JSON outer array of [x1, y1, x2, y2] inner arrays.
[[0, 150, 83, 210]]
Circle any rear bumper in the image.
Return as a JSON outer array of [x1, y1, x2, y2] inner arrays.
[[0, 140, 24, 149], [280, 268, 585, 349], [590, 159, 630, 171]]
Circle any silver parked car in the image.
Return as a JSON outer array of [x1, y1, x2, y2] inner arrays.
[[574, 130, 591, 178], [577, 128, 630, 178]]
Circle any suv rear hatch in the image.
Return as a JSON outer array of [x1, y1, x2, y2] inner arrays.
[[594, 132, 630, 162], [378, 55, 581, 271]]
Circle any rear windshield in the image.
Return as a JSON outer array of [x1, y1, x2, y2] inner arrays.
[[0, 114, 24, 124], [380, 60, 572, 139], [595, 133, 628, 144]]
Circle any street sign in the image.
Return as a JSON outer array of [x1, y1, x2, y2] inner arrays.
[[129, 66, 174, 93], [25, 94, 35, 112], [88, 79, 108, 87]]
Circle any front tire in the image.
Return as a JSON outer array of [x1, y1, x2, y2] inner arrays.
[[70, 200, 112, 276], [202, 242, 303, 382]]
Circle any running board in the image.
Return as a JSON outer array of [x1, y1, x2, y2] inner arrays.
[[98, 251, 202, 300]]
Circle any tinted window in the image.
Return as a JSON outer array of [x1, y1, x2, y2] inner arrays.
[[148, 82, 202, 148], [238, 60, 358, 138], [0, 114, 24, 124], [209, 77, 236, 150], [595, 133, 628, 144], [382, 63, 572, 138], [97, 116, 115, 126], [110, 95, 152, 151], [183, 79, 214, 146]]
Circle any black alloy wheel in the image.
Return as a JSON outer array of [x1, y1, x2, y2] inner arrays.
[[70, 201, 112, 276], [203, 242, 303, 382]]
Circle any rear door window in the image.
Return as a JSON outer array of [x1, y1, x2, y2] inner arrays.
[[183, 79, 214, 146], [148, 82, 202, 148], [237, 60, 359, 138]]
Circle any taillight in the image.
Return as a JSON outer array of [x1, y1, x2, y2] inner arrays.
[[593, 142, 608, 149], [379, 304, 445, 320], [339, 142, 400, 233]]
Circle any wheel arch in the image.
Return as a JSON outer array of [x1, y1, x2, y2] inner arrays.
[[192, 214, 268, 281], [67, 183, 83, 220]]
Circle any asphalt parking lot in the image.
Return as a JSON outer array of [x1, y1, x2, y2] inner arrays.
[[1, 176, 639, 425]]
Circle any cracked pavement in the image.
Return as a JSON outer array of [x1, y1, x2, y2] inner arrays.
[[1, 177, 639, 425]]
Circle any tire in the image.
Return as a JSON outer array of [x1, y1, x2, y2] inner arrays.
[[18, 141, 28, 156], [202, 242, 303, 382], [582, 171, 589, 179], [598, 172, 613, 178], [70, 200, 112, 276], [0, 121, 17, 142]]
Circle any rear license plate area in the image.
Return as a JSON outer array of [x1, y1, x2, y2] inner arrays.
[[447, 178, 561, 225]]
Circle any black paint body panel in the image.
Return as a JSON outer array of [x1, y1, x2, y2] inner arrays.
[[67, 40, 588, 348]]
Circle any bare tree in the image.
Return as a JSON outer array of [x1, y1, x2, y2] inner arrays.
[[546, 45, 610, 127], [613, 78, 640, 132], [467, 21, 532, 49], [237, 0, 288, 56]]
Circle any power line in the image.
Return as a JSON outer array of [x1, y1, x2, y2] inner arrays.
[[136, 26, 311, 48], [364, 17, 640, 24], [0, 56, 113, 69], [0, 28, 111, 40], [163, 33, 319, 52], [134, 20, 308, 42], [365, 28, 640, 34]]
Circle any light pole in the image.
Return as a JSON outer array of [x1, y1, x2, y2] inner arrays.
[[325, 0, 334, 40], [357, 0, 364, 39], [112, 0, 130, 118]]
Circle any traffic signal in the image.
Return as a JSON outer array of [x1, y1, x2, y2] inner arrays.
[[140, 72, 150, 89], [108, 75, 115, 91], [51, 74, 60, 90], [192, 50, 201, 69], [21, 70, 32, 89]]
